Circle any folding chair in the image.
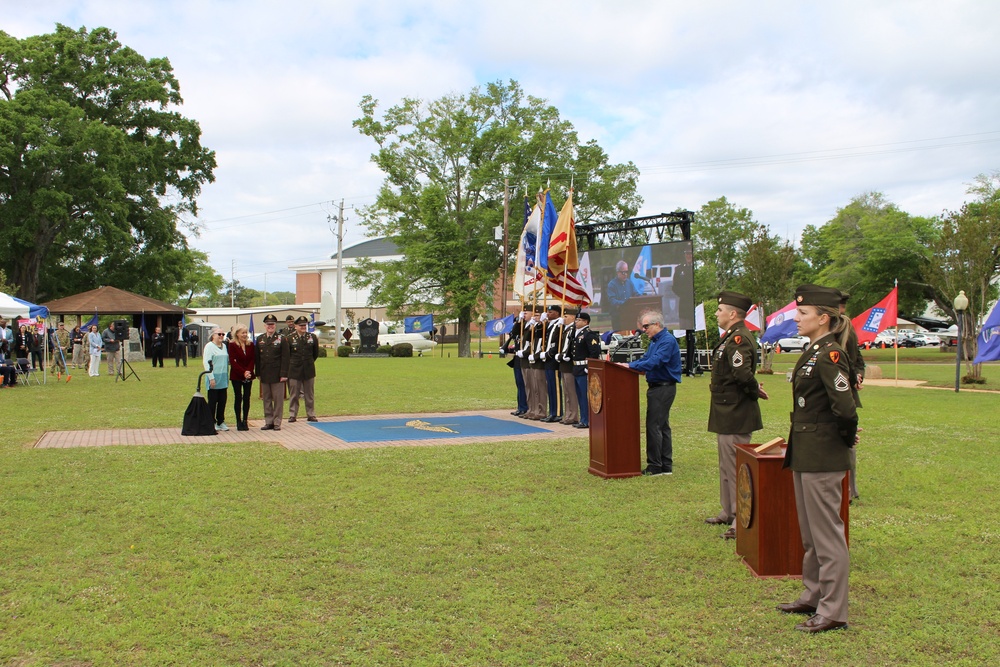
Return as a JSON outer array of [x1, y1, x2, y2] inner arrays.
[[14, 358, 41, 386]]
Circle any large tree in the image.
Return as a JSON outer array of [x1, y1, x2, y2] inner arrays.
[[0, 25, 215, 301], [798, 192, 935, 317], [691, 197, 768, 303], [919, 172, 1000, 377], [352, 80, 641, 356]]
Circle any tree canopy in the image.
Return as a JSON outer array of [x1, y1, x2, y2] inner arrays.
[[0, 24, 215, 302], [351, 80, 641, 356]]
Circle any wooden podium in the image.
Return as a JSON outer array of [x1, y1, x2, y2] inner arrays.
[[617, 295, 661, 332], [735, 443, 850, 578], [586, 359, 642, 478]]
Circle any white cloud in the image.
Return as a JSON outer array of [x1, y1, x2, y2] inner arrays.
[[5, 0, 1000, 294]]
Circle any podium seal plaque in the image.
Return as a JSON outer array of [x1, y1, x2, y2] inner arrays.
[[587, 372, 603, 414], [737, 463, 753, 529]]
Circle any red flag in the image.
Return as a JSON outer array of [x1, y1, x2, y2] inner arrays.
[[745, 304, 761, 332], [544, 269, 591, 306], [852, 286, 898, 344]]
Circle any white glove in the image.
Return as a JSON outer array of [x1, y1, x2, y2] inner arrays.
[[516, 350, 524, 358], [540, 313, 548, 322], [540, 351, 547, 361], [528, 354, 536, 363]]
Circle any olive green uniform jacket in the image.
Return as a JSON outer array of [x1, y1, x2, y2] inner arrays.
[[783, 333, 858, 472], [707, 322, 763, 434]]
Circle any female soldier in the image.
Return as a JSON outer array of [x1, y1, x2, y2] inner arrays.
[[777, 285, 858, 633]]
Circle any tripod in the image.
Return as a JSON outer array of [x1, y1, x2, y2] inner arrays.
[[113, 333, 141, 383]]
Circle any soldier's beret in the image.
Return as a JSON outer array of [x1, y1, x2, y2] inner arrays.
[[533, 306, 545, 314], [795, 285, 842, 308], [718, 290, 752, 312], [294, 315, 309, 325], [576, 311, 591, 322], [262, 314, 278, 323], [564, 308, 579, 316], [546, 304, 562, 315]]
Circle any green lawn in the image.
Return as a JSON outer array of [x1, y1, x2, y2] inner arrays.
[[0, 355, 997, 665]]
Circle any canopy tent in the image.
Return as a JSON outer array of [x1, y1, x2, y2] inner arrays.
[[0, 291, 50, 320]]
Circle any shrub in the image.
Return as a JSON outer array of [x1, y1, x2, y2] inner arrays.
[[317, 347, 328, 358], [390, 343, 413, 358], [377, 345, 392, 355], [336, 345, 352, 358]]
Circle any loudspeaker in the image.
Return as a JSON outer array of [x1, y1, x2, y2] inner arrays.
[[113, 320, 129, 342]]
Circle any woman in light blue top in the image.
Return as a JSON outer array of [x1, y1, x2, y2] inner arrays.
[[203, 328, 231, 431], [86, 325, 103, 377]]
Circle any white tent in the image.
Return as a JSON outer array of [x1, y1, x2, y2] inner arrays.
[[0, 291, 49, 319]]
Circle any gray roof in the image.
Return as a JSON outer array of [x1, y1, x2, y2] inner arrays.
[[338, 238, 400, 259]]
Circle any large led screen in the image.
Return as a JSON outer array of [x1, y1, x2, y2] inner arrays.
[[576, 240, 694, 332]]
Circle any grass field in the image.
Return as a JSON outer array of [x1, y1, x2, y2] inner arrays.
[[1, 353, 997, 665]]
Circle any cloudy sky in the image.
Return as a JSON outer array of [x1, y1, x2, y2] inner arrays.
[[8, 1, 1000, 294]]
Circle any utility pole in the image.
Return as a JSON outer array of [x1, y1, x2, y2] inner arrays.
[[335, 199, 345, 350]]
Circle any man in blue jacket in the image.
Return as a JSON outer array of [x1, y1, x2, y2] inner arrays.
[[629, 310, 683, 475]]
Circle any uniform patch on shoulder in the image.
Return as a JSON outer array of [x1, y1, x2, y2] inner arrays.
[[734, 335, 742, 345], [732, 350, 744, 367], [829, 350, 840, 364], [834, 372, 850, 392]]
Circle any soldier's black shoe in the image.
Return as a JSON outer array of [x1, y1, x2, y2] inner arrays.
[[307, 417, 318, 422], [261, 424, 275, 431]]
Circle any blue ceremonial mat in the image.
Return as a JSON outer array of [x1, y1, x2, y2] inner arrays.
[[309, 415, 550, 442]]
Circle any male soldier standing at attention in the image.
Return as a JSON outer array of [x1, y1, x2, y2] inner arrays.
[[839, 290, 865, 502], [287, 315, 320, 423], [571, 311, 602, 429], [541, 304, 563, 422], [558, 308, 579, 425], [706, 291, 769, 539], [256, 314, 290, 431], [504, 307, 528, 416]]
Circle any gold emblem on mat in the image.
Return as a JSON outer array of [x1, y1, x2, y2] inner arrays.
[[405, 419, 458, 434], [588, 373, 603, 414], [737, 463, 753, 530]]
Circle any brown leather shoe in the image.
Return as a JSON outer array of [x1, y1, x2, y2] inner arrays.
[[795, 614, 847, 633], [721, 527, 736, 540], [777, 601, 817, 615], [288, 417, 297, 423], [705, 517, 729, 525]]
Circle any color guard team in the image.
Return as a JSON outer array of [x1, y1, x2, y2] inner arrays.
[[506, 283, 863, 633]]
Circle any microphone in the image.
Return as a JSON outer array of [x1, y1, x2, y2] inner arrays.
[[632, 272, 653, 284]]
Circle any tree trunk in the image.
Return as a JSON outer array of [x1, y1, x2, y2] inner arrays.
[[457, 318, 471, 357]]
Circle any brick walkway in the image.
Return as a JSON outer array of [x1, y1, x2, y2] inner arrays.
[[33, 410, 585, 451]]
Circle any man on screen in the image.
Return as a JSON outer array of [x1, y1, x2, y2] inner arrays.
[[606, 260, 641, 332]]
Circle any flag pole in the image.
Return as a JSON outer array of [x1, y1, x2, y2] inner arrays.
[[894, 278, 899, 386]]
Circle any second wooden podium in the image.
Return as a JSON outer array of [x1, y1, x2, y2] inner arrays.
[[735, 443, 850, 578], [586, 359, 642, 478]]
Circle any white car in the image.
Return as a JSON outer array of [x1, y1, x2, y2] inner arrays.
[[776, 335, 810, 352]]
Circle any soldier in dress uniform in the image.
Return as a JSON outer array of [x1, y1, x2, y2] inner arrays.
[[558, 308, 579, 425], [287, 315, 320, 423], [541, 304, 563, 422], [838, 290, 865, 502], [777, 285, 858, 633], [255, 314, 290, 431], [504, 307, 528, 416], [571, 311, 602, 429], [706, 291, 769, 539], [282, 315, 296, 338], [520, 305, 547, 420]]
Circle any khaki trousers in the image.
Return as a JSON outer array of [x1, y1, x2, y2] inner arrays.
[[716, 433, 751, 525], [525, 367, 546, 419], [560, 371, 579, 423], [288, 377, 316, 419], [261, 382, 285, 427], [793, 470, 850, 623]]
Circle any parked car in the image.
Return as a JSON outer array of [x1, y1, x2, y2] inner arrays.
[[776, 335, 810, 352]]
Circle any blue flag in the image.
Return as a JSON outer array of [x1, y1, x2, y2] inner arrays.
[[309, 312, 316, 333], [405, 315, 433, 334], [82, 310, 99, 331], [249, 315, 255, 337], [140, 314, 148, 341], [630, 245, 653, 295], [973, 300, 1000, 364], [485, 314, 515, 338], [538, 191, 559, 270]]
